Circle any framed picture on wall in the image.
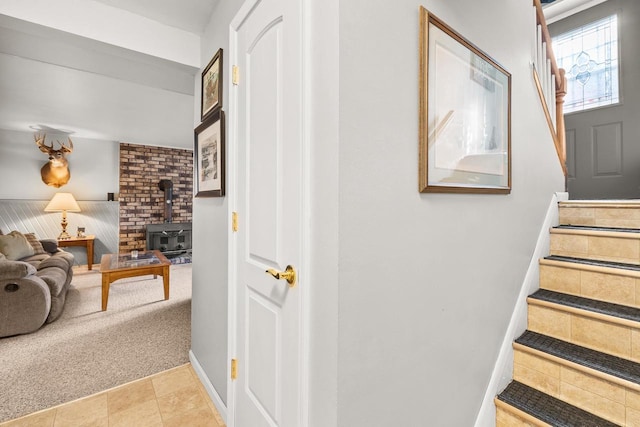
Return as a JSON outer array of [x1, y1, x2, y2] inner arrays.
[[418, 7, 511, 194], [194, 109, 225, 197], [201, 48, 223, 121]]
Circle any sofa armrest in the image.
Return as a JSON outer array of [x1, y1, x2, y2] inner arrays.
[[0, 274, 51, 337], [0, 260, 37, 281]]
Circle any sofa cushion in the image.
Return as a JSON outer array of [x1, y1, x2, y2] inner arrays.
[[47, 284, 69, 323], [53, 251, 74, 268], [21, 254, 52, 269], [24, 233, 47, 255], [37, 267, 68, 297], [37, 253, 73, 272], [0, 260, 37, 280], [0, 231, 35, 261]]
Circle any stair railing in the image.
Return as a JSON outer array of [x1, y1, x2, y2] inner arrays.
[[532, 0, 567, 175]]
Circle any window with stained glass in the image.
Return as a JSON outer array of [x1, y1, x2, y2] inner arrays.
[[552, 14, 620, 113]]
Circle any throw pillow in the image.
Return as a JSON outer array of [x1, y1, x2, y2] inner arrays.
[[40, 239, 59, 254], [24, 233, 47, 255], [0, 231, 36, 261]]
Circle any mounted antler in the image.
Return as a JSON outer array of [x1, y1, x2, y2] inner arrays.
[[35, 133, 73, 188]]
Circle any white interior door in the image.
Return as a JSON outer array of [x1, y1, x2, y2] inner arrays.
[[230, 0, 303, 426]]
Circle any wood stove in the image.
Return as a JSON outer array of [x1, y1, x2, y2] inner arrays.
[[145, 179, 192, 261], [145, 222, 192, 257]]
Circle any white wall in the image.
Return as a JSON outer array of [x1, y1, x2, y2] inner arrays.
[[190, 0, 245, 410], [0, 128, 119, 200], [335, 0, 564, 426], [475, 191, 567, 426], [190, 0, 565, 425], [307, 0, 341, 424]]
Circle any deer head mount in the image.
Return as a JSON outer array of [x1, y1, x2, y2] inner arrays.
[[35, 133, 73, 188]]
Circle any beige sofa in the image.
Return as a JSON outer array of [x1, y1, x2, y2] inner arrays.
[[0, 231, 74, 338]]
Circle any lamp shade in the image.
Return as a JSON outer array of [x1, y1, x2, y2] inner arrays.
[[45, 193, 81, 212]]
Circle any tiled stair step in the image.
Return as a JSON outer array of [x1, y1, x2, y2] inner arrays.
[[528, 289, 640, 363], [559, 200, 640, 228], [549, 226, 640, 265], [516, 330, 640, 386], [539, 256, 640, 309], [530, 289, 640, 325], [496, 380, 619, 427]]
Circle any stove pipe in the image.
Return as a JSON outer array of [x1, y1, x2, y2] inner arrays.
[[158, 179, 173, 223]]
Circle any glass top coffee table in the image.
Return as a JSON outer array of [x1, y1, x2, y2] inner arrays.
[[99, 250, 171, 311]]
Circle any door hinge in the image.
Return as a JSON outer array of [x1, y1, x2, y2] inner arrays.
[[232, 211, 238, 232], [231, 358, 238, 380], [232, 65, 239, 85]]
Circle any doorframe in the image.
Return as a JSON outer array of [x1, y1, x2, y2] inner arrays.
[[226, 0, 311, 425]]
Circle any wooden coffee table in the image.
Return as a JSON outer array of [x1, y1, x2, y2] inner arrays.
[[100, 250, 171, 311]]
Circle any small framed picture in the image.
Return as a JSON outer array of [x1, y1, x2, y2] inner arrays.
[[201, 48, 223, 121], [194, 109, 225, 197]]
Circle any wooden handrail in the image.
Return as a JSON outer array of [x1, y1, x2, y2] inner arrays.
[[533, 0, 567, 176]]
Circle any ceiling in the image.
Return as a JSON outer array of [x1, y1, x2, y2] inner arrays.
[[0, 1, 219, 149], [542, 0, 609, 23], [91, 0, 217, 35]]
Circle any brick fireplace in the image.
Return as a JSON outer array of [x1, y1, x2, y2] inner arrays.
[[118, 143, 193, 253]]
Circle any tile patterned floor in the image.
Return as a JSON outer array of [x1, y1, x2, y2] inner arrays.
[[0, 364, 226, 427]]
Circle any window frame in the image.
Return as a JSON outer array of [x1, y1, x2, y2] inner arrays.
[[552, 12, 622, 115]]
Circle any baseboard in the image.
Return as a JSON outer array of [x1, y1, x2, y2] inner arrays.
[[473, 192, 567, 426], [189, 350, 228, 424]]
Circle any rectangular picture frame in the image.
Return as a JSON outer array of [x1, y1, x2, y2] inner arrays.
[[194, 109, 225, 197], [201, 48, 223, 121], [419, 7, 511, 194]]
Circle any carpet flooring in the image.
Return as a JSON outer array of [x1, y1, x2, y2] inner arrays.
[[0, 264, 192, 423]]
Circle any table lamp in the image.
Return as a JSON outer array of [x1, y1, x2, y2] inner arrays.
[[45, 192, 81, 240]]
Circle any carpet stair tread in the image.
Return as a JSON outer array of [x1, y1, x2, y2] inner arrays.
[[559, 200, 640, 207], [530, 288, 640, 323], [554, 224, 640, 233], [545, 255, 640, 272], [516, 330, 640, 384], [497, 380, 619, 427]]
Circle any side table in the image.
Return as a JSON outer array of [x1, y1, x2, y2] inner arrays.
[[58, 235, 95, 270]]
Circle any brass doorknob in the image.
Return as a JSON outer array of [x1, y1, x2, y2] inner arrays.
[[265, 265, 297, 287]]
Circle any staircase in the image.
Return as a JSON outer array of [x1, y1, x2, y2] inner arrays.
[[496, 200, 640, 426]]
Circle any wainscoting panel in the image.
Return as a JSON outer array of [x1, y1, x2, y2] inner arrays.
[[0, 200, 119, 266]]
